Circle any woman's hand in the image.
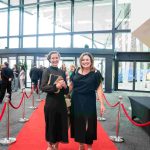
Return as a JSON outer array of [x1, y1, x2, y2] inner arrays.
[[100, 104, 105, 115]]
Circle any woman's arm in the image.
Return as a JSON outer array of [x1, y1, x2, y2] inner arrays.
[[97, 83, 105, 114]]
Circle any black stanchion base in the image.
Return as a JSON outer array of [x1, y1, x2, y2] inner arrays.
[[0, 137, 16, 145], [109, 136, 124, 143], [97, 117, 106, 121]]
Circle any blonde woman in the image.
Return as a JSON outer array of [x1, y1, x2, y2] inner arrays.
[[69, 52, 105, 150]]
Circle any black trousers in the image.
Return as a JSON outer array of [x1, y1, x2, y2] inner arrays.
[[0, 81, 12, 102]]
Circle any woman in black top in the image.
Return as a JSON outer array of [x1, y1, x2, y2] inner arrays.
[[41, 51, 69, 150], [70, 52, 105, 150]]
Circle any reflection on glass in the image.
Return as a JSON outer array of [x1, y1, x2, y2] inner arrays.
[[39, 4, 53, 34], [73, 34, 92, 48], [115, 0, 131, 29], [115, 33, 150, 52], [94, 0, 112, 30], [10, 8, 19, 36], [24, 0, 37, 5], [74, 0, 92, 31], [55, 35, 70, 48], [38, 36, 53, 48], [135, 62, 150, 91], [23, 37, 36, 48], [24, 5, 37, 35], [9, 57, 16, 69], [10, 0, 19, 6], [0, 10, 8, 36], [0, 38, 7, 49], [55, 1, 71, 33], [118, 62, 133, 90], [93, 33, 112, 49], [9, 38, 19, 48]]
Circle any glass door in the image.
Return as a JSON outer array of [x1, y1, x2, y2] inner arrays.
[[135, 62, 150, 91], [36, 56, 49, 68], [118, 61, 134, 90]]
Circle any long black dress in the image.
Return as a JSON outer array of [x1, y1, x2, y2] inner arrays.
[[41, 66, 69, 143], [70, 69, 103, 144]]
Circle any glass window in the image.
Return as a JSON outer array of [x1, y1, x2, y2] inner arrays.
[[38, 36, 53, 48], [55, 35, 71, 48], [0, 9, 8, 36], [0, 38, 7, 49], [115, 0, 131, 29], [0, 0, 8, 8], [10, 0, 19, 6], [55, 1, 71, 33], [94, 0, 112, 30], [23, 37, 36, 48], [74, 0, 92, 32], [10, 8, 19, 36], [24, 5, 37, 35], [24, 0, 37, 5], [115, 33, 150, 52], [73, 34, 92, 48], [39, 3, 54, 34], [9, 38, 19, 48], [9, 57, 16, 69], [93, 33, 112, 49]]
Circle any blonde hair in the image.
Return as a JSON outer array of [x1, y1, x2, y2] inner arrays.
[[47, 51, 61, 62], [79, 52, 95, 71]]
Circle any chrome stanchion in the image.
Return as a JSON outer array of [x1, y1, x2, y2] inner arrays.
[[109, 96, 124, 143], [19, 88, 29, 123], [36, 80, 42, 102], [0, 94, 16, 145], [28, 83, 37, 109]]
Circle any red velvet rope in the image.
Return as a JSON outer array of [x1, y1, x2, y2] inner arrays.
[[9, 92, 25, 109], [121, 103, 150, 127], [103, 93, 120, 108], [0, 103, 7, 121], [25, 86, 34, 99]]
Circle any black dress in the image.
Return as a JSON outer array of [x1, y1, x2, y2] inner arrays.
[[70, 69, 103, 144], [41, 66, 69, 143]]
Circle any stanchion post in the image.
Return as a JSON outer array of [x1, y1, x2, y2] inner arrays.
[[19, 88, 29, 123], [109, 96, 124, 143], [28, 83, 37, 109], [36, 80, 42, 102], [0, 94, 16, 145]]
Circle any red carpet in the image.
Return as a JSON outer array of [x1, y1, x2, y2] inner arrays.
[[9, 101, 118, 150]]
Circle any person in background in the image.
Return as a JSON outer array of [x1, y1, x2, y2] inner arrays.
[[19, 65, 26, 92], [12, 64, 19, 92], [38, 65, 43, 91], [69, 52, 105, 150], [41, 51, 69, 150], [29, 64, 39, 94], [0, 62, 14, 103]]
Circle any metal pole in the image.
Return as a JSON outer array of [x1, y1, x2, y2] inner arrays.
[[36, 80, 42, 102], [19, 88, 29, 122], [0, 94, 16, 145], [28, 83, 37, 109], [109, 96, 124, 143]]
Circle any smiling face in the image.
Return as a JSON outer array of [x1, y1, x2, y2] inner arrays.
[[50, 53, 60, 67], [80, 55, 92, 69]]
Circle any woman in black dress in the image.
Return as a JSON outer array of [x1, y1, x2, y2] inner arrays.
[[70, 52, 105, 150], [41, 51, 69, 150]]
